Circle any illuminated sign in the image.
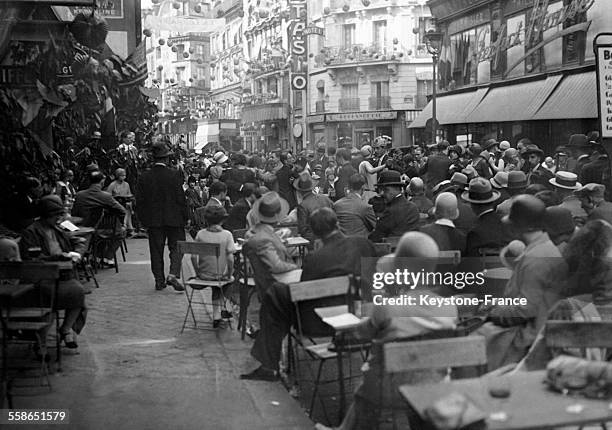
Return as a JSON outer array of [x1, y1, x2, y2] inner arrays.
[[288, 0, 307, 90]]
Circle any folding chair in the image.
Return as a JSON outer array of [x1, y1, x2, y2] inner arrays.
[[91, 210, 126, 273], [288, 276, 353, 422], [378, 334, 487, 429], [0, 262, 61, 407], [177, 241, 234, 333]]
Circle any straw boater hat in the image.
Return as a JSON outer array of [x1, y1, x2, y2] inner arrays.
[[251, 192, 289, 224], [213, 151, 228, 164], [549, 171, 581, 190], [462, 177, 500, 204]]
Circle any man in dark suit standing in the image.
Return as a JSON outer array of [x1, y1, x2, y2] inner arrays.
[[136, 143, 187, 291], [276, 151, 298, 210], [334, 174, 377, 238], [368, 170, 419, 243], [420, 141, 451, 194]]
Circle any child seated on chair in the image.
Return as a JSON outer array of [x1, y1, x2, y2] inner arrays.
[[191, 206, 236, 328]]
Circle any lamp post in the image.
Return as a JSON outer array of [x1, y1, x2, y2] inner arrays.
[[424, 27, 442, 146]]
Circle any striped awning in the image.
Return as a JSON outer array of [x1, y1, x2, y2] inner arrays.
[[241, 103, 289, 123], [468, 75, 562, 123], [533, 72, 597, 120], [408, 88, 488, 128]]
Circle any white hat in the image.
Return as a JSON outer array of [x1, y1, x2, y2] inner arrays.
[[213, 151, 228, 164]]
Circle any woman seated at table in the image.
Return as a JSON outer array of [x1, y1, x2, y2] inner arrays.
[[519, 219, 612, 369], [19, 195, 87, 349], [316, 232, 458, 430], [191, 206, 235, 328]]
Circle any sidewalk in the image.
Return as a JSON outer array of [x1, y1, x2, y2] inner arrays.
[[8, 238, 313, 430]]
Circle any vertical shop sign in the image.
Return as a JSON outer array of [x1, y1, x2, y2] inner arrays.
[[595, 33, 612, 138], [288, 0, 307, 90]]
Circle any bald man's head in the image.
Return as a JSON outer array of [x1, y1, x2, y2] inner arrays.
[[0, 238, 21, 262], [394, 232, 439, 273]]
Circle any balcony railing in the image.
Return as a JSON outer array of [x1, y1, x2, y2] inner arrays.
[[315, 100, 326, 113], [339, 98, 360, 112], [369, 96, 391, 110], [317, 43, 407, 67]]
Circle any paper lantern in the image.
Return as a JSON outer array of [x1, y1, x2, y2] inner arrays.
[[323, 6, 330, 14], [362, 0, 370, 6], [197, 58, 203, 64], [171, 46, 178, 52], [143, 29, 152, 37], [342, 4, 350, 12], [183, 52, 190, 58], [189, 47, 195, 54], [194, 4, 201, 13], [158, 38, 165, 45], [157, 65, 164, 71], [393, 38, 399, 44], [172, 2, 181, 9]]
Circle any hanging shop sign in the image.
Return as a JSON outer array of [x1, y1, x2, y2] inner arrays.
[[304, 25, 324, 37], [70, 0, 123, 19], [594, 33, 612, 138], [475, 0, 595, 74], [288, 0, 307, 90], [326, 111, 397, 122]]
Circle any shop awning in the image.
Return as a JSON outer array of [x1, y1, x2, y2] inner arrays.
[[241, 103, 289, 123], [468, 75, 562, 123], [532, 72, 597, 120], [408, 88, 489, 128]]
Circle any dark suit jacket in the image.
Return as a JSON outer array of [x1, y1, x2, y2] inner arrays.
[[72, 184, 126, 227], [334, 193, 377, 237], [297, 193, 334, 244], [580, 156, 609, 186], [276, 164, 298, 209], [369, 195, 420, 243], [220, 167, 256, 204], [419, 222, 466, 253], [335, 163, 357, 200], [465, 210, 509, 257], [223, 198, 251, 231], [454, 195, 478, 235], [301, 231, 378, 325], [136, 164, 187, 228], [421, 154, 451, 190]]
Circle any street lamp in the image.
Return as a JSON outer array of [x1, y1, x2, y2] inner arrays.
[[424, 27, 442, 145]]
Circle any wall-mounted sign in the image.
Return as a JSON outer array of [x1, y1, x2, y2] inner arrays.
[[291, 73, 307, 90], [70, 0, 123, 19], [288, 0, 307, 91], [306, 114, 325, 124], [595, 33, 612, 138], [474, 0, 594, 76], [304, 25, 324, 37], [326, 111, 397, 122], [0, 66, 33, 87]]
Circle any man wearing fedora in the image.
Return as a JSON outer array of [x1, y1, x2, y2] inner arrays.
[[462, 178, 509, 257], [476, 195, 568, 370], [368, 170, 419, 243], [496, 171, 528, 216], [446, 173, 477, 235], [579, 143, 610, 189], [575, 183, 612, 225], [522, 144, 553, 187], [549, 171, 587, 224], [136, 142, 188, 291], [566, 134, 592, 176], [294, 171, 333, 245]]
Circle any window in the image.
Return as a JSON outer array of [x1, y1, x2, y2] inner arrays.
[[176, 44, 185, 61], [294, 90, 303, 109], [373, 21, 387, 49], [176, 67, 185, 84], [371, 81, 389, 98], [343, 24, 356, 48], [341, 83, 358, 99], [268, 78, 278, 96], [416, 79, 432, 109]]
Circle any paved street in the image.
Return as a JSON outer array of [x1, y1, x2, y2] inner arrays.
[[8, 238, 312, 430]]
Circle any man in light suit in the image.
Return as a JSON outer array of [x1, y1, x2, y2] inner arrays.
[[333, 174, 377, 238]]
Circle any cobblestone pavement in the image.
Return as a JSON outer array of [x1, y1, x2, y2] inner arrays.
[[8, 238, 312, 430]]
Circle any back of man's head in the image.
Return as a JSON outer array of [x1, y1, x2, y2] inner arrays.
[[395, 231, 439, 273], [209, 181, 227, 196], [90, 171, 105, 185], [336, 148, 351, 163], [241, 182, 259, 199], [309, 207, 338, 238], [349, 174, 366, 192]]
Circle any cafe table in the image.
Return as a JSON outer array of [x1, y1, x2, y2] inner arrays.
[[399, 370, 612, 430]]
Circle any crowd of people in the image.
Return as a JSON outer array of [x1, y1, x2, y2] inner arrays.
[[2, 130, 612, 429]]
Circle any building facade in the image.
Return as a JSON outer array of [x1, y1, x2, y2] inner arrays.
[[411, 0, 609, 153], [144, 0, 213, 147], [306, 0, 433, 150]]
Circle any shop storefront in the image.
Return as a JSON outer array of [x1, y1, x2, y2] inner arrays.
[[240, 102, 289, 153], [411, 0, 608, 154], [307, 110, 409, 150]]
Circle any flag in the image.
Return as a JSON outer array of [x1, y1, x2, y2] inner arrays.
[[119, 42, 147, 87]]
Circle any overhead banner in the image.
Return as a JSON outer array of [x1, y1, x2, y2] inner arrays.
[[144, 16, 225, 33], [70, 0, 123, 19]]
